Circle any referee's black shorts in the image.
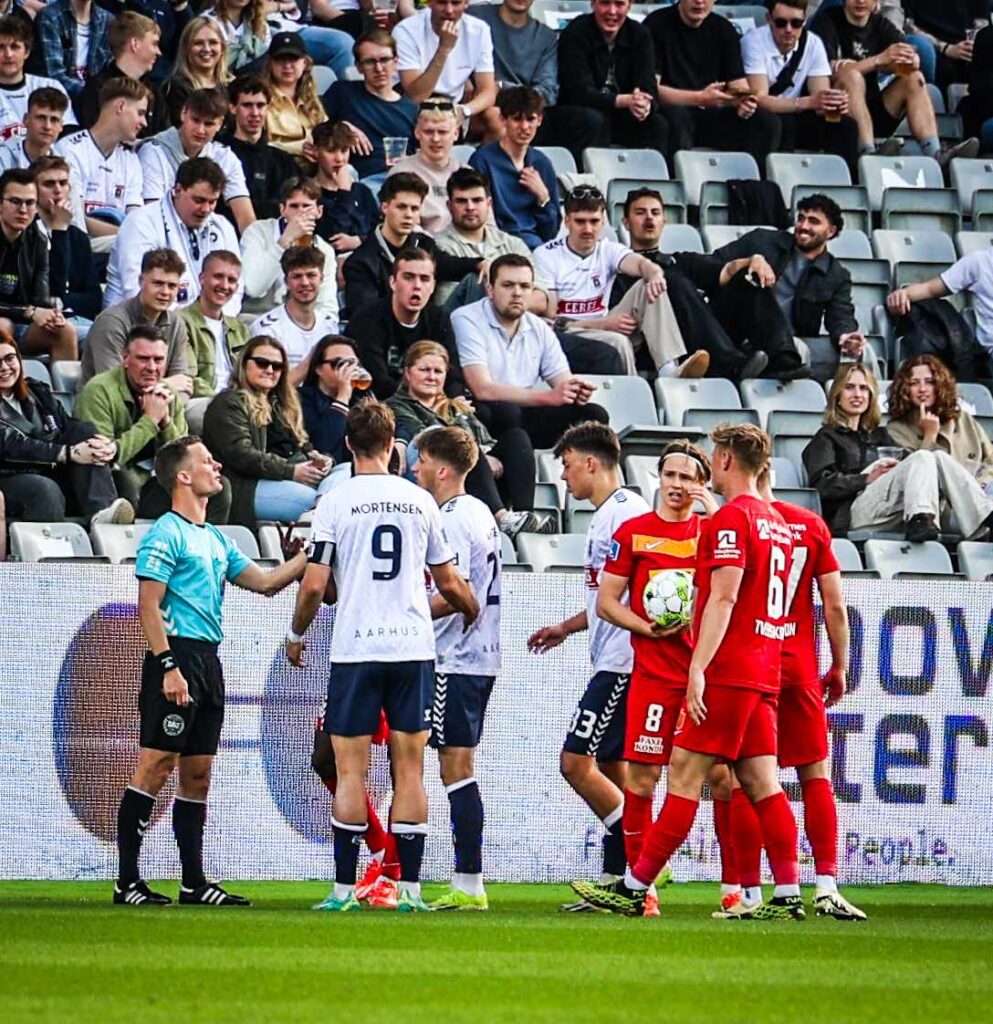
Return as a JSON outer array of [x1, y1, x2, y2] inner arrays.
[[139, 637, 225, 756]]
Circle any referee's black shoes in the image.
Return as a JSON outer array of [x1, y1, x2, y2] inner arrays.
[[113, 880, 172, 906], [179, 882, 251, 907]]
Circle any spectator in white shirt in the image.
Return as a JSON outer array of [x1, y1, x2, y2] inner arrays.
[[452, 252, 610, 450], [239, 176, 338, 319], [249, 246, 339, 387], [742, 0, 860, 175], [0, 87, 68, 171], [60, 77, 148, 248], [138, 87, 256, 234], [394, 0, 498, 128], [104, 157, 242, 314], [0, 16, 71, 141], [533, 186, 705, 379]]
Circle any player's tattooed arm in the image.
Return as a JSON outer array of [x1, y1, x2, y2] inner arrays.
[[527, 610, 587, 653]]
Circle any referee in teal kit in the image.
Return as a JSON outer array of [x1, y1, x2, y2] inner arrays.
[[114, 436, 306, 907]]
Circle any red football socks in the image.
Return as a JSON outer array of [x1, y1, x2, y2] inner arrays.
[[632, 794, 699, 886], [730, 787, 763, 888], [753, 791, 799, 886], [802, 777, 838, 877], [622, 789, 653, 868], [712, 797, 737, 885]]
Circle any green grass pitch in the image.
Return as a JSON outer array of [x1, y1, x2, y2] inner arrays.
[[3, 881, 990, 1024]]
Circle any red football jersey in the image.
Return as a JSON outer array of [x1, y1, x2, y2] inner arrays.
[[693, 494, 794, 693], [603, 511, 702, 688], [772, 500, 840, 688]]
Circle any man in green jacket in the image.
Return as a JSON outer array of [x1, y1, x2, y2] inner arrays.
[[75, 325, 231, 522]]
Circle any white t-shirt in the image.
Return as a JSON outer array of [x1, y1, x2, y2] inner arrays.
[[394, 9, 494, 103], [533, 237, 633, 319], [452, 296, 569, 389], [204, 315, 232, 391], [0, 75, 71, 140], [139, 136, 249, 204], [309, 473, 454, 664], [586, 488, 650, 674], [61, 130, 143, 223], [741, 25, 832, 99], [248, 303, 339, 369], [75, 21, 90, 81], [943, 250, 993, 355], [430, 493, 501, 677], [0, 136, 30, 170]]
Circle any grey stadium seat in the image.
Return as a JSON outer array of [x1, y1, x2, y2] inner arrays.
[[858, 154, 943, 211], [826, 229, 873, 261], [957, 542, 993, 581], [50, 360, 82, 393], [770, 455, 802, 488], [659, 223, 703, 254], [516, 533, 587, 573], [958, 383, 993, 416], [950, 158, 993, 214], [90, 523, 154, 563], [955, 231, 993, 257], [702, 224, 771, 252], [740, 378, 827, 428], [792, 184, 871, 235], [22, 359, 52, 387], [582, 147, 668, 190], [674, 150, 760, 206], [655, 377, 741, 427], [536, 146, 577, 179], [880, 187, 961, 234], [767, 152, 851, 206], [579, 375, 658, 432], [9, 522, 98, 561], [863, 539, 954, 579], [871, 229, 957, 269], [831, 538, 863, 571]]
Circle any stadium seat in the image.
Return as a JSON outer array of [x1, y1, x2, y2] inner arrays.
[[740, 378, 827, 428], [9, 522, 101, 562], [863, 539, 955, 579], [892, 259, 953, 289], [774, 487, 822, 513], [566, 507, 594, 535], [536, 451, 560, 483], [955, 231, 993, 257], [950, 158, 993, 215], [766, 409, 824, 437], [826, 229, 873, 260], [791, 184, 870, 235], [858, 154, 943, 211], [185, 398, 210, 437], [659, 223, 703, 254], [655, 377, 741, 427], [515, 533, 587, 573], [90, 523, 154, 563], [772, 436, 810, 481], [767, 152, 851, 206], [607, 178, 686, 227], [50, 360, 82, 393], [770, 455, 802, 488], [956, 541, 993, 581], [831, 537, 863, 571], [972, 190, 993, 231], [499, 533, 518, 564], [850, 281, 891, 335], [871, 229, 957, 269], [534, 480, 564, 510], [256, 524, 311, 562], [926, 83, 946, 113], [702, 224, 772, 252], [579, 375, 658, 432], [217, 525, 262, 560], [311, 65, 334, 95], [958, 383, 993, 416], [22, 359, 52, 387], [582, 148, 668, 190], [535, 146, 577, 179], [947, 81, 969, 110], [846, 258, 893, 286], [451, 144, 476, 163], [624, 454, 660, 503], [683, 407, 759, 441], [674, 150, 760, 206], [880, 187, 962, 234]]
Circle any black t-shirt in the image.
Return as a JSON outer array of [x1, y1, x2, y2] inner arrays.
[[0, 233, 22, 300], [315, 183, 380, 243], [644, 6, 745, 90], [810, 6, 904, 66], [904, 0, 985, 45]]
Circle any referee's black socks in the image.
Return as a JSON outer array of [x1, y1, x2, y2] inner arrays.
[[117, 787, 156, 886], [173, 796, 208, 890]]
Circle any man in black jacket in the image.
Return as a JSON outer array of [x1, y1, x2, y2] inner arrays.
[[0, 169, 77, 361], [342, 172, 482, 318], [346, 248, 463, 400], [556, 0, 668, 156]]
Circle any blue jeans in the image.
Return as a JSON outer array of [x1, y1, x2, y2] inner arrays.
[[298, 24, 354, 80], [906, 35, 937, 84], [253, 468, 345, 522]]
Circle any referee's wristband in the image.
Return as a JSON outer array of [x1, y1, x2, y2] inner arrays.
[[286, 628, 304, 644], [155, 650, 178, 673]]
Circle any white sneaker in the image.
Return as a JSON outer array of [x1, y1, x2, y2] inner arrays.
[[90, 498, 135, 529]]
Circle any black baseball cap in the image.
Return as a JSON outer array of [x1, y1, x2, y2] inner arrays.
[[269, 32, 307, 59]]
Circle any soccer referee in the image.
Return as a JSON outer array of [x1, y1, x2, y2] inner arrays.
[[114, 436, 307, 907]]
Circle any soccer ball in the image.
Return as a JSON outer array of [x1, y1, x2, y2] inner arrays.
[[643, 569, 694, 629]]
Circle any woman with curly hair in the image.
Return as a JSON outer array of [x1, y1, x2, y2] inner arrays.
[[263, 32, 326, 167], [202, 335, 338, 526], [164, 17, 233, 125]]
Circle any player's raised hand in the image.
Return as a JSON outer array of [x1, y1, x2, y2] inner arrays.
[[686, 483, 719, 515], [528, 623, 569, 653], [822, 665, 847, 707], [162, 667, 191, 707], [285, 638, 306, 667], [686, 666, 708, 724]]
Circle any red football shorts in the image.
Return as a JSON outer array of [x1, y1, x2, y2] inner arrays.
[[777, 681, 828, 767], [673, 683, 778, 762], [623, 669, 685, 765]]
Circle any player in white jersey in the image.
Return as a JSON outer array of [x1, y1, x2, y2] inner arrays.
[[527, 422, 653, 910], [413, 426, 502, 912], [287, 402, 479, 913]]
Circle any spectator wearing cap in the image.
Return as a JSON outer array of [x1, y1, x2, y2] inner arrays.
[[263, 32, 326, 168]]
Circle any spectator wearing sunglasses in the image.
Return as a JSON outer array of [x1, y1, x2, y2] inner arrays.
[[298, 335, 371, 466]]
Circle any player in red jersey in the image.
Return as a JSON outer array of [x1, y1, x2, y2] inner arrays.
[[574, 424, 804, 920], [723, 470, 866, 920], [596, 442, 740, 902]]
